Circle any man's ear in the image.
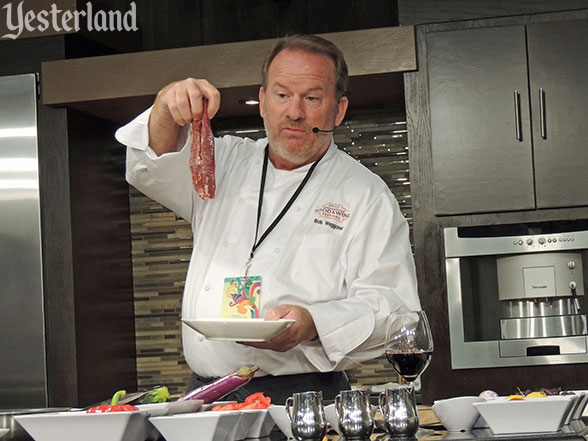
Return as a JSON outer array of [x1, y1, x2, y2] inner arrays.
[[335, 96, 349, 126], [258, 87, 265, 119]]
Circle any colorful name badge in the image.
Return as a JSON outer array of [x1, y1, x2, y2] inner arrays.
[[221, 276, 261, 318]]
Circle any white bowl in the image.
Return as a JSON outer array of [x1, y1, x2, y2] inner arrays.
[[150, 410, 241, 441], [268, 405, 293, 439], [432, 396, 485, 432], [323, 404, 340, 434], [0, 429, 9, 439], [568, 391, 588, 421], [234, 408, 274, 440], [14, 411, 150, 441], [473, 395, 577, 434]]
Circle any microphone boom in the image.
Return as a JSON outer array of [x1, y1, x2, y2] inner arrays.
[[312, 127, 336, 133]]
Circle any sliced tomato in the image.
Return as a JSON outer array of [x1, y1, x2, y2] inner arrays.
[[244, 392, 265, 403], [218, 403, 239, 411], [244, 392, 271, 407], [239, 402, 261, 410]]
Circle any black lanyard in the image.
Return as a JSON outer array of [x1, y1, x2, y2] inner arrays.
[[245, 145, 325, 276]]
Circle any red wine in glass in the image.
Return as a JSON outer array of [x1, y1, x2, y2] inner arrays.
[[385, 310, 434, 383], [386, 350, 433, 382]]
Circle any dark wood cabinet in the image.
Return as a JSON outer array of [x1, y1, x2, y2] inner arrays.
[[405, 9, 588, 403], [528, 19, 588, 209], [427, 18, 588, 215]]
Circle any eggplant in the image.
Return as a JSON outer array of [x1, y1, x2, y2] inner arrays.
[[179, 365, 259, 404]]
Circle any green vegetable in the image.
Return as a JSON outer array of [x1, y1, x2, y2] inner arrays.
[[141, 386, 171, 403]]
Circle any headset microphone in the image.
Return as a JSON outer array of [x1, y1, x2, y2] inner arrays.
[[312, 127, 336, 133]]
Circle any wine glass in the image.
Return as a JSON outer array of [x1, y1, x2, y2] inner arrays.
[[384, 310, 434, 437], [385, 310, 433, 384]]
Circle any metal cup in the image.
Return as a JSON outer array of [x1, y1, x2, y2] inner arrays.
[[335, 388, 374, 439], [285, 391, 327, 441], [378, 384, 419, 437]]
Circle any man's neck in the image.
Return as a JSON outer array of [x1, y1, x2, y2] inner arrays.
[[268, 146, 329, 171]]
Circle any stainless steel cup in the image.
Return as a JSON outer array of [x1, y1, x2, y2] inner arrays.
[[335, 388, 374, 439], [378, 384, 419, 437], [285, 391, 327, 441]]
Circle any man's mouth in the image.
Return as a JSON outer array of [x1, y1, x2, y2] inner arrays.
[[281, 126, 307, 134]]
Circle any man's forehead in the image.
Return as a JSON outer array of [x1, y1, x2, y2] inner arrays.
[[267, 49, 336, 83]]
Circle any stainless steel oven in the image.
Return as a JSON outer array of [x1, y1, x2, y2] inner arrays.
[[444, 221, 588, 369]]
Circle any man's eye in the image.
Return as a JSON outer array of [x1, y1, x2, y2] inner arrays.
[[306, 96, 319, 102], [277, 93, 288, 99]]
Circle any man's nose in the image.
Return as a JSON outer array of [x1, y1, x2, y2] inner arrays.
[[286, 96, 304, 120]]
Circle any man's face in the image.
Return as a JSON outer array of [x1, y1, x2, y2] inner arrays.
[[259, 49, 348, 170]]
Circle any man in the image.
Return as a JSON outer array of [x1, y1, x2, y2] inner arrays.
[[116, 34, 420, 404]]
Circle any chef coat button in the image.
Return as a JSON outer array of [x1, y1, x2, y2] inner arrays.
[[274, 248, 281, 254], [223, 241, 229, 247], [197, 336, 204, 342], [205, 284, 211, 290], [294, 206, 301, 212], [256, 159, 261, 165], [239, 198, 244, 204]]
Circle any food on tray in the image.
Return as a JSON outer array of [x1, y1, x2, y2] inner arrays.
[[507, 388, 575, 400], [479, 390, 499, 399], [141, 386, 171, 403], [211, 392, 271, 411], [179, 365, 259, 403], [87, 390, 139, 413]]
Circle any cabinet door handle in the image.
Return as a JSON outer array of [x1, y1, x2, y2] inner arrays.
[[513, 90, 522, 141], [539, 88, 546, 139]]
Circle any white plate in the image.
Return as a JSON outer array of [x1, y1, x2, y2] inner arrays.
[[182, 318, 295, 342], [150, 410, 242, 441], [473, 395, 577, 435], [567, 390, 588, 421], [136, 399, 202, 416], [14, 410, 149, 441], [235, 408, 275, 439]]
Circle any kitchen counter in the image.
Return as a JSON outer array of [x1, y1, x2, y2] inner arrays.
[[266, 409, 588, 441], [267, 426, 588, 440]]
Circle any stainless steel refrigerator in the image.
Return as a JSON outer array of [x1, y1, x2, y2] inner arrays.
[[0, 74, 47, 408]]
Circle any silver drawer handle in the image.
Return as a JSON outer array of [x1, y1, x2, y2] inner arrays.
[[513, 90, 522, 141], [539, 87, 547, 139]]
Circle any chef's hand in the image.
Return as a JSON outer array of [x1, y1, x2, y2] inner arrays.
[[148, 78, 221, 155], [239, 305, 318, 352]]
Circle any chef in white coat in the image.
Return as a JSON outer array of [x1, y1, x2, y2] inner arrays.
[[116, 34, 421, 404]]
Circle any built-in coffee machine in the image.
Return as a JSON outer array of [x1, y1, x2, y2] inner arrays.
[[444, 220, 588, 369]]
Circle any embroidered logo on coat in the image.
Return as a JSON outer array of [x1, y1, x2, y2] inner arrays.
[[313, 202, 351, 231]]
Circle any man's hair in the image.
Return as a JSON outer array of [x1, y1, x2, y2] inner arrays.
[[261, 34, 349, 101]]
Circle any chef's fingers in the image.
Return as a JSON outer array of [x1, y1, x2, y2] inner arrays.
[[156, 82, 187, 126], [175, 79, 200, 122], [197, 80, 221, 119], [183, 79, 220, 121], [264, 305, 292, 321], [174, 84, 194, 125]]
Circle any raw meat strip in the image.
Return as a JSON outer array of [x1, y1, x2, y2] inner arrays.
[[190, 100, 216, 199]]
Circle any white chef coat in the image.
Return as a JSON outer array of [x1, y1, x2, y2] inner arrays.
[[116, 108, 420, 378]]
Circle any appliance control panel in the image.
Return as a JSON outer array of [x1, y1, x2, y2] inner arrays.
[[512, 235, 576, 248], [444, 228, 588, 258]]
